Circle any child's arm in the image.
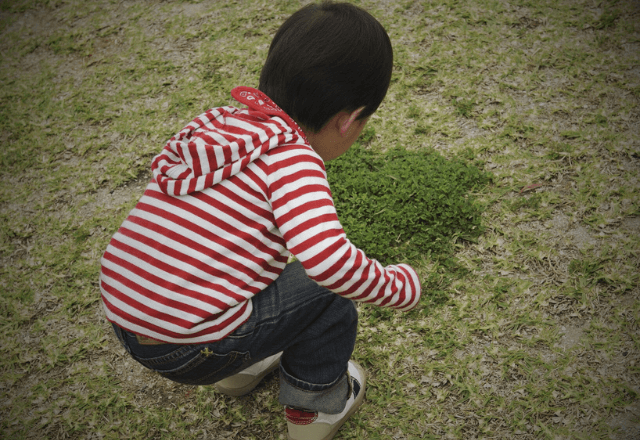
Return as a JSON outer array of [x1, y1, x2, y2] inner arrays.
[[268, 145, 421, 311]]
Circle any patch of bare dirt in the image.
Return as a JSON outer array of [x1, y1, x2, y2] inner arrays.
[[608, 400, 640, 440]]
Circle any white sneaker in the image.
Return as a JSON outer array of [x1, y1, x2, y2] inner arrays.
[[214, 352, 282, 397], [285, 361, 366, 440]]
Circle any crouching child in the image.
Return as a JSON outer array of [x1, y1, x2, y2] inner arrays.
[[100, 2, 421, 439]]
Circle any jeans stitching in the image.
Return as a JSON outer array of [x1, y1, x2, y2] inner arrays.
[[136, 345, 196, 367], [159, 351, 250, 385], [144, 349, 209, 374]]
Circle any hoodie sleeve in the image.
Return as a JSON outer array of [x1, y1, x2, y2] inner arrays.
[[267, 144, 421, 311]]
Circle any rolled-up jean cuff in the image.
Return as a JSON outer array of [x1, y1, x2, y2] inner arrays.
[[278, 365, 349, 414]]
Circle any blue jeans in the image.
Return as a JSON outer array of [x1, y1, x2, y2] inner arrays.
[[111, 261, 358, 414]]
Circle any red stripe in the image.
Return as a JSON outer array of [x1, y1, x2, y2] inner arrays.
[[286, 225, 343, 257], [378, 278, 399, 307], [176, 165, 192, 180], [269, 145, 321, 165], [176, 139, 188, 164], [243, 165, 269, 198], [108, 231, 251, 301], [196, 133, 222, 170], [194, 187, 285, 248], [102, 283, 194, 331], [392, 269, 410, 308], [269, 150, 324, 168], [187, 175, 198, 194], [205, 173, 214, 189], [272, 199, 338, 232], [269, 169, 327, 199], [377, 271, 397, 307], [102, 264, 216, 321], [328, 258, 371, 295], [317, 248, 356, 287], [222, 163, 232, 180], [147, 179, 278, 246], [125, 212, 277, 288], [173, 179, 182, 195], [221, 143, 233, 169], [199, 126, 236, 145], [270, 117, 292, 137], [102, 291, 250, 341], [267, 148, 324, 169], [347, 262, 385, 302], [155, 176, 166, 194], [406, 266, 419, 303], [102, 251, 229, 311], [141, 193, 282, 272], [283, 213, 340, 243], [152, 151, 181, 170], [233, 135, 249, 162], [395, 267, 415, 309], [188, 140, 203, 177], [224, 170, 268, 207], [197, 185, 276, 234], [296, 237, 346, 271], [239, 151, 252, 169]]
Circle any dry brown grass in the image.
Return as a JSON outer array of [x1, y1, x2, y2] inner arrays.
[[1, 0, 639, 438]]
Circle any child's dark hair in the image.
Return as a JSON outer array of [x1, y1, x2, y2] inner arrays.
[[259, 1, 393, 133]]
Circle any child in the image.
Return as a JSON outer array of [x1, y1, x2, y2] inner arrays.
[[100, 2, 421, 439]]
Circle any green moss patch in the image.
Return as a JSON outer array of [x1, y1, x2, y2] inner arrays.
[[326, 146, 491, 266]]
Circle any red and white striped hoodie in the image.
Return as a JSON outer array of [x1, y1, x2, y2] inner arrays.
[[99, 87, 421, 344]]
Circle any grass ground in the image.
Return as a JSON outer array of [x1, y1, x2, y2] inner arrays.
[[1, 0, 638, 438]]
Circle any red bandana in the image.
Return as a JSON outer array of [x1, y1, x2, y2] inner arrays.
[[231, 86, 308, 143]]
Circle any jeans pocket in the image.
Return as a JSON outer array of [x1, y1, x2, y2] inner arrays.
[[137, 345, 250, 386]]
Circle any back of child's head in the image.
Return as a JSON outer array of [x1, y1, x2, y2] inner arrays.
[[258, 1, 393, 133]]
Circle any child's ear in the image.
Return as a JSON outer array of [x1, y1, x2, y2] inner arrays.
[[339, 107, 366, 136]]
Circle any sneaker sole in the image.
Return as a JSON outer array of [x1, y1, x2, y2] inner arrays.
[[214, 356, 281, 397]]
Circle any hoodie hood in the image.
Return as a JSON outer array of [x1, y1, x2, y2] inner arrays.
[[151, 87, 308, 196]]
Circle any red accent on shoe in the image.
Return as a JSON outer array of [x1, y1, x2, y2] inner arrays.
[[285, 407, 318, 425]]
